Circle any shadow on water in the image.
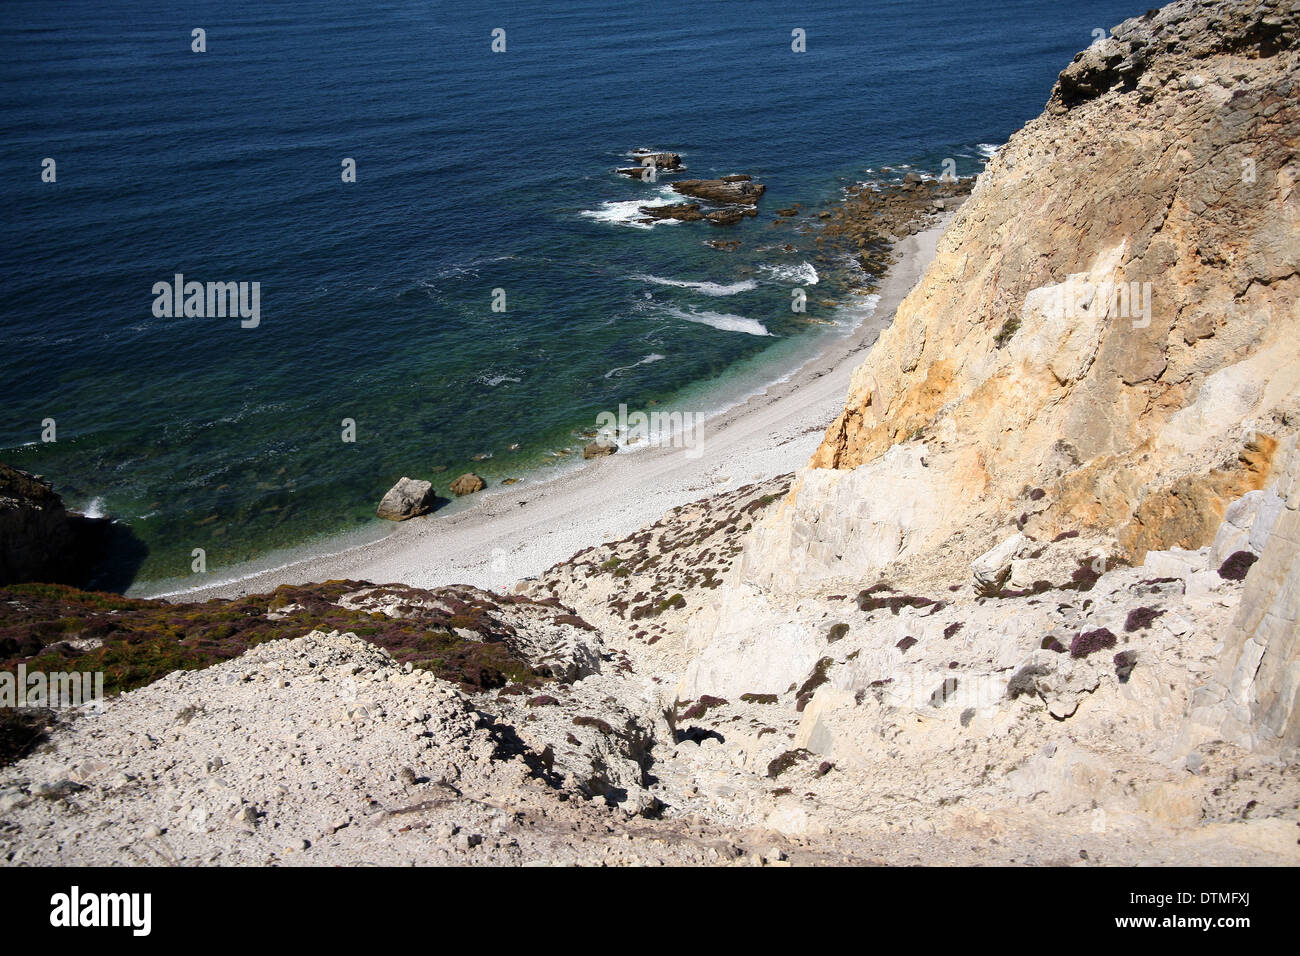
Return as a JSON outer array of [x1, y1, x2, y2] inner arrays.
[[72, 516, 149, 594]]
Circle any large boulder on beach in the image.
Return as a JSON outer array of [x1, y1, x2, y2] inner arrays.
[[449, 473, 486, 496], [376, 477, 437, 520], [582, 442, 618, 459], [672, 178, 766, 205]]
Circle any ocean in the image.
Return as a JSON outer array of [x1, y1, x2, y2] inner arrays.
[[0, 0, 1146, 593]]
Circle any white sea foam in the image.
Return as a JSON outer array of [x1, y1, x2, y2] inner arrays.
[[410, 256, 519, 299], [82, 497, 107, 519], [760, 261, 820, 285], [605, 353, 666, 378], [580, 186, 683, 229], [580, 199, 674, 229], [476, 371, 522, 387], [434, 254, 518, 280], [834, 293, 881, 329], [631, 274, 756, 296], [664, 307, 770, 337], [977, 143, 1001, 159]]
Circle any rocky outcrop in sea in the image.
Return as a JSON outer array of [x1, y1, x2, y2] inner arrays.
[[0, 464, 108, 587]]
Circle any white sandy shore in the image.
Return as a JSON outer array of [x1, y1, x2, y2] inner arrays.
[[157, 217, 950, 602]]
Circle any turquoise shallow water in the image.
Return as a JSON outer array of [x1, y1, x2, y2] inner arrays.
[[0, 0, 1146, 589]]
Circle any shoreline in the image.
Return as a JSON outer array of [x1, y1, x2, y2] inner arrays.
[[149, 214, 952, 603]]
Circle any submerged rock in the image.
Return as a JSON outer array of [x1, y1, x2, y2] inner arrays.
[[582, 442, 618, 460], [449, 473, 486, 496], [706, 207, 758, 226]]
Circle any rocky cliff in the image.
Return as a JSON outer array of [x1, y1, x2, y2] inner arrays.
[[0, 464, 105, 588], [677, 0, 1300, 782], [779, 0, 1300, 587], [1185, 432, 1300, 752]]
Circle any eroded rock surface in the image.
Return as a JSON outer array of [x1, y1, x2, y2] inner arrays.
[[801, 0, 1299, 580], [672, 177, 766, 205]]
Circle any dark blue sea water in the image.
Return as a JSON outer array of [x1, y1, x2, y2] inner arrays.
[[0, 0, 1146, 593]]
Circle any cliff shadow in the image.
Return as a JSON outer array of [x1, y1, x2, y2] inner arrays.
[[72, 516, 149, 594]]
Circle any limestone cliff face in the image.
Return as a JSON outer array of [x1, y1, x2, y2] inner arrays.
[[1186, 433, 1300, 753], [787, 0, 1300, 586], [679, 1, 1300, 762]]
